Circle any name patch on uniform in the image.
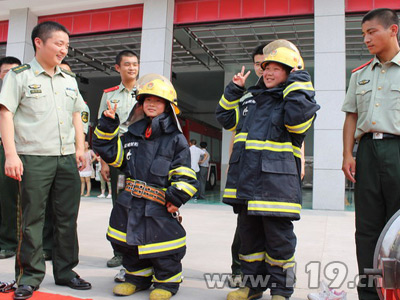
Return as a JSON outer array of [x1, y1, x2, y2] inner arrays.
[[242, 99, 256, 105], [124, 142, 138, 148], [66, 87, 76, 92], [358, 79, 370, 85], [81, 111, 88, 123], [30, 89, 42, 94]]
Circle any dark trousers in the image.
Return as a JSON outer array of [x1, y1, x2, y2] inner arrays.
[[16, 155, 81, 287], [42, 201, 54, 257], [354, 136, 400, 300], [113, 243, 185, 294], [110, 166, 123, 256], [198, 166, 208, 199], [0, 143, 19, 252], [238, 206, 296, 298], [231, 214, 241, 275]]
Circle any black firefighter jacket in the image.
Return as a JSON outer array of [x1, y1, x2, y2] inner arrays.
[[93, 112, 199, 258], [216, 70, 320, 220]]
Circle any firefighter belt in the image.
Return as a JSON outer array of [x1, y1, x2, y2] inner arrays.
[[125, 179, 166, 206]]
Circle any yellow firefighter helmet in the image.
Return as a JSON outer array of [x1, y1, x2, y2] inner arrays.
[[262, 39, 304, 70], [136, 73, 180, 115]]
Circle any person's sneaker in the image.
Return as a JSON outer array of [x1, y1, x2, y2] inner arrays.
[[307, 281, 347, 300], [228, 274, 243, 288], [107, 255, 123, 268], [227, 287, 263, 300], [106, 194, 112, 199], [113, 283, 144, 296], [149, 288, 172, 300], [0, 249, 15, 259], [97, 194, 105, 198], [114, 269, 126, 282]]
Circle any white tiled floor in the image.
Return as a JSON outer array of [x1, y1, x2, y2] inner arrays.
[[0, 198, 359, 299]]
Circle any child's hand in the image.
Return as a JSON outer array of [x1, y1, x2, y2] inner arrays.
[[232, 66, 251, 87], [104, 100, 117, 119], [166, 202, 179, 213]]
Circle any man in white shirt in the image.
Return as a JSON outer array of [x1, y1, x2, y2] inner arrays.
[[198, 142, 210, 199], [189, 139, 206, 200]]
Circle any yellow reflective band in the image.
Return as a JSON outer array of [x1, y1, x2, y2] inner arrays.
[[153, 272, 182, 283], [126, 267, 154, 277], [219, 94, 240, 110], [265, 252, 295, 269], [245, 139, 301, 158], [292, 145, 302, 159], [94, 126, 119, 140], [227, 107, 240, 132], [285, 115, 315, 134], [107, 226, 126, 243], [248, 201, 301, 214], [246, 140, 293, 152], [283, 81, 314, 98], [168, 167, 197, 181], [223, 188, 237, 199], [109, 138, 124, 168], [239, 251, 266, 262], [234, 132, 248, 143], [172, 181, 198, 197], [138, 237, 186, 256]]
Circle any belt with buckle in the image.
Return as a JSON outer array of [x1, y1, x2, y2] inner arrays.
[[124, 179, 166, 205], [365, 132, 400, 140]]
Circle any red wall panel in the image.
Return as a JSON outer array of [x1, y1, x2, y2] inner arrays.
[[110, 9, 129, 30], [242, 0, 265, 18], [175, 2, 198, 23], [174, 0, 314, 24], [290, 0, 314, 15], [197, 0, 219, 21], [128, 7, 143, 28], [265, 0, 289, 16], [346, 0, 400, 12], [91, 12, 110, 32], [220, 0, 241, 19], [39, 4, 143, 36], [0, 21, 8, 43]]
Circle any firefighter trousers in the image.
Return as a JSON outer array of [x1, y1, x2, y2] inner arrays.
[[238, 205, 296, 298], [113, 243, 185, 294]]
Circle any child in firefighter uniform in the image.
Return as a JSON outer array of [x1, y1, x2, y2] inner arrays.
[[216, 41, 320, 300], [93, 74, 199, 300]]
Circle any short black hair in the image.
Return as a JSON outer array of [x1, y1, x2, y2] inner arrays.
[[31, 21, 69, 52], [251, 44, 266, 63], [0, 56, 21, 68], [190, 139, 197, 145], [115, 50, 139, 66], [200, 141, 207, 148], [362, 8, 399, 29]]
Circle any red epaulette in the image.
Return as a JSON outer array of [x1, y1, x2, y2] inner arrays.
[[104, 85, 119, 93], [352, 59, 373, 73]]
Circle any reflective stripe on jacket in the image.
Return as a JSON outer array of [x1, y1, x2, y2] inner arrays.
[[93, 112, 199, 258], [216, 71, 320, 220]]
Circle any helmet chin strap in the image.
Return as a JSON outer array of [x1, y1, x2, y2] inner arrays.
[[169, 103, 182, 133]]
